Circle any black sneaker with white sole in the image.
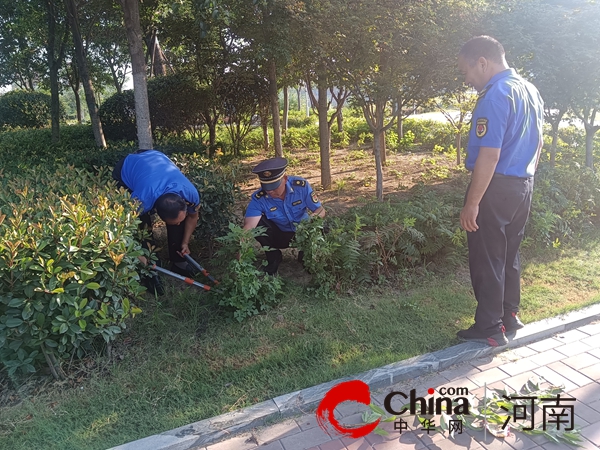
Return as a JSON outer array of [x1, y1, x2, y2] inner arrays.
[[457, 324, 508, 347], [503, 312, 525, 332]]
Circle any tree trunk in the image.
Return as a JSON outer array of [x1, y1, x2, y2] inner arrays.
[[46, 0, 64, 143], [148, 29, 167, 77], [65, 0, 106, 148], [397, 115, 403, 139], [455, 132, 462, 166], [550, 121, 559, 167], [120, 0, 153, 150], [260, 103, 270, 151], [282, 86, 288, 132], [337, 108, 343, 133], [374, 101, 385, 202], [74, 87, 82, 123], [268, 59, 283, 157], [296, 86, 301, 111], [585, 127, 594, 170], [317, 70, 331, 190]]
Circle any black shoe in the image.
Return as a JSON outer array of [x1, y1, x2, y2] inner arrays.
[[457, 324, 508, 347], [142, 274, 165, 296], [503, 312, 525, 332], [264, 251, 283, 275], [297, 251, 304, 264], [169, 262, 197, 278]]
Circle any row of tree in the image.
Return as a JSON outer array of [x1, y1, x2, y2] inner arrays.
[[1, 0, 600, 201]]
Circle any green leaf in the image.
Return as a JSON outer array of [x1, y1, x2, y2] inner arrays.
[[6, 318, 24, 327], [85, 282, 101, 290], [370, 404, 386, 416], [59, 323, 68, 334], [79, 320, 87, 331], [373, 428, 388, 436]]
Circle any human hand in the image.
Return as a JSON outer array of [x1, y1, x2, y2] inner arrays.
[[138, 255, 148, 266], [177, 244, 191, 257], [460, 204, 479, 232]]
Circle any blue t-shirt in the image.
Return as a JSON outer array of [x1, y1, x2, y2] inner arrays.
[[245, 176, 322, 232], [120, 150, 200, 214], [466, 69, 544, 178]]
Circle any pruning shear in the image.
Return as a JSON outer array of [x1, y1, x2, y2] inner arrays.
[[149, 254, 219, 291]]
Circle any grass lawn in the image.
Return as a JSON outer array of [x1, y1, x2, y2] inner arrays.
[[1, 234, 600, 449]]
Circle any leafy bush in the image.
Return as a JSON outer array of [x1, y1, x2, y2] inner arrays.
[[170, 153, 241, 255], [286, 110, 314, 128], [402, 119, 455, 149], [99, 75, 205, 142], [209, 225, 284, 321], [293, 190, 464, 297], [0, 90, 65, 131], [343, 116, 371, 145], [281, 124, 319, 149], [526, 162, 600, 246], [0, 166, 146, 378]]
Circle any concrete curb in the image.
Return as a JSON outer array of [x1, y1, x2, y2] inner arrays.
[[110, 303, 600, 450]]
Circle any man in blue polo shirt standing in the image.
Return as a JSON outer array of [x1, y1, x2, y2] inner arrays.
[[113, 150, 201, 293], [456, 36, 544, 346], [244, 157, 325, 275]]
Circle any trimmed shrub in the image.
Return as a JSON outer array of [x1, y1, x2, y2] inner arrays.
[[209, 224, 284, 321], [0, 90, 65, 131], [0, 166, 146, 378], [170, 153, 240, 255]]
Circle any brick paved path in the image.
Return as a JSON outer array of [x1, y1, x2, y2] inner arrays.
[[197, 322, 600, 450]]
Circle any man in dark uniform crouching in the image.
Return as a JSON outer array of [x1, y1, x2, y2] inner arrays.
[[244, 157, 325, 275]]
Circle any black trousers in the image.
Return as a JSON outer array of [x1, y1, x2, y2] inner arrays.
[[112, 155, 186, 264], [466, 174, 534, 330], [254, 216, 296, 265]]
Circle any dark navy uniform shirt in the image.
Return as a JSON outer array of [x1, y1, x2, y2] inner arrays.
[[120, 150, 200, 214], [466, 68, 544, 178], [245, 176, 322, 232]]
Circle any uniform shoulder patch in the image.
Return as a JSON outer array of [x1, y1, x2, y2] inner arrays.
[[293, 179, 306, 187], [254, 190, 265, 199], [311, 191, 319, 204], [475, 118, 488, 138]]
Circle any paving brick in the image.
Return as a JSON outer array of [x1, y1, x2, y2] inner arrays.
[[470, 356, 506, 372], [553, 329, 590, 344], [503, 346, 539, 359], [541, 437, 599, 450], [500, 358, 540, 376], [527, 338, 564, 353], [580, 335, 600, 349], [587, 399, 600, 413], [580, 362, 600, 381], [340, 436, 374, 449], [533, 366, 579, 392], [205, 433, 258, 450], [296, 414, 320, 431], [439, 364, 482, 382], [280, 426, 333, 450], [555, 341, 594, 357], [567, 382, 600, 404], [319, 439, 347, 450], [256, 419, 302, 444], [256, 441, 285, 450], [480, 431, 538, 450], [572, 401, 600, 424], [527, 349, 566, 367], [467, 368, 511, 387], [547, 361, 595, 387], [580, 423, 600, 446], [502, 372, 542, 394], [562, 353, 600, 371], [579, 321, 600, 336], [587, 348, 600, 360]]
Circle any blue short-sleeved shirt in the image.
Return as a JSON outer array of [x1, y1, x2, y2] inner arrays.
[[120, 150, 200, 214], [245, 176, 322, 232], [466, 69, 544, 178]]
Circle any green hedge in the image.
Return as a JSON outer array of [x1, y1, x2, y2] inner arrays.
[[0, 90, 66, 131], [0, 166, 145, 378]]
